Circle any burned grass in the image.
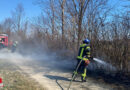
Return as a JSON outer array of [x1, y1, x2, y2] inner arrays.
[[87, 69, 130, 90]]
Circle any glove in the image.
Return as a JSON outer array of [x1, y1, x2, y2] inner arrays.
[[85, 60, 90, 66]]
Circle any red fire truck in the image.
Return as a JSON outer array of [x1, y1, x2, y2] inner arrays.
[[0, 34, 9, 48], [0, 34, 14, 50]]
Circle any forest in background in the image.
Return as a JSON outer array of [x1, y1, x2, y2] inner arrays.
[[0, 0, 129, 74]]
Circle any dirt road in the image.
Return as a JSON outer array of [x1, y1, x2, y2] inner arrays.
[[0, 52, 114, 90]]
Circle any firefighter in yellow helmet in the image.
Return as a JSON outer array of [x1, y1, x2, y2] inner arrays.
[[73, 39, 92, 82]]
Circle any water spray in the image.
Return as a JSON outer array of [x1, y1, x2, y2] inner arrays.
[[93, 58, 106, 65], [92, 58, 117, 72]]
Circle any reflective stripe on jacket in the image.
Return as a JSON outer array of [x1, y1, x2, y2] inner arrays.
[[77, 44, 90, 60]]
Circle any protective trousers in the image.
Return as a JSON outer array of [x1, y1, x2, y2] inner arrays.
[[76, 59, 87, 80]]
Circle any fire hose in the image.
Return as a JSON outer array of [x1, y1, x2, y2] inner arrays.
[[67, 57, 84, 90]]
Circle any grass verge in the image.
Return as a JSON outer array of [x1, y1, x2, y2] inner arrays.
[[0, 59, 45, 90]]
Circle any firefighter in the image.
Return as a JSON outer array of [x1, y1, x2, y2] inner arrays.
[[11, 41, 18, 52], [73, 39, 92, 82], [0, 38, 5, 49]]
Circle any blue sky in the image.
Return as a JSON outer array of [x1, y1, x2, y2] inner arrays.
[[0, 0, 41, 22], [0, 0, 129, 22]]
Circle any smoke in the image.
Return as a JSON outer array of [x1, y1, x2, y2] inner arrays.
[[0, 37, 118, 75], [0, 49, 32, 64], [0, 46, 117, 74], [0, 44, 74, 73], [88, 57, 117, 74], [94, 58, 117, 71]]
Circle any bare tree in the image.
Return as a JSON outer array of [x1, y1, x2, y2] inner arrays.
[[2, 18, 13, 37], [66, 0, 91, 48], [12, 3, 25, 32], [11, 3, 29, 42], [50, 0, 55, 39], [59, 0, 66, 46]]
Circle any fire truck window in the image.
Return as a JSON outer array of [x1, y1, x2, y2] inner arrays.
[[0, 38, 5, 42], [2, 38, 5, 42]]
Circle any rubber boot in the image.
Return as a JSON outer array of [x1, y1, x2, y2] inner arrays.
[[81, 68, 87, 82]]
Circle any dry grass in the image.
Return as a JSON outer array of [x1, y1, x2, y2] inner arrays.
[[0, 60, 45, 90]]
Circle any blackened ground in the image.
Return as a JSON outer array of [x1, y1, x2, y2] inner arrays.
[[87, 69, 130, 90]]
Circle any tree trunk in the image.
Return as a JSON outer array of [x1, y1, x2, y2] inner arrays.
[[77, 13, 83, 49], [61, 0, 66, 47]]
